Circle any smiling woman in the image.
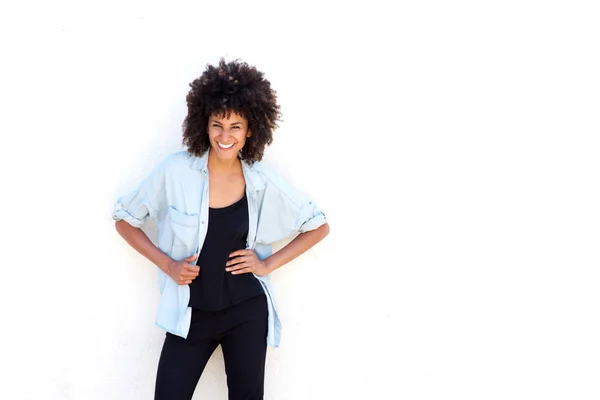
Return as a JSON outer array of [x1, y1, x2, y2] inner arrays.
[[209, 113, 249, 154], [112, 58, 329, 400], [182, 58, 279, 164]]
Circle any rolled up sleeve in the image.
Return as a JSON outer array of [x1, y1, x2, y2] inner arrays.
[[112, 187, 155, 228], [296, 200, 327, 234], [255, 165, 327, 243], [111, 157, 168, 228]]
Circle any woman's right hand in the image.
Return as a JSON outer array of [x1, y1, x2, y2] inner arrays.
[[167, 254, 200, 285]]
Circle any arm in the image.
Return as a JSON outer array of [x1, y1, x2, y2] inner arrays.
[[264, 222, 330, 273], [115, 220, 172, 273], [115, 220, 199, 284], [226, 223, 330, 276]]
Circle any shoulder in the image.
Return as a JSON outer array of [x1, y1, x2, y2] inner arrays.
[[248, 160, 275, 181], [155, 150, 196, 174], [163, 150, 193, 167], [246, 160, 284, 188], [246, 161, 309, 208], [137, 151, 198, 187]]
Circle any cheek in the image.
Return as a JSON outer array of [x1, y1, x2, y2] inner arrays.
[[237, 132, 249, 145]]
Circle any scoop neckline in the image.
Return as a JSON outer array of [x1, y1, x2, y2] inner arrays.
[[209, 192, 247, 211]]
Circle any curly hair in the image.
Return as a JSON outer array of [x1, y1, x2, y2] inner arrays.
[[182, 58, 282, 163]]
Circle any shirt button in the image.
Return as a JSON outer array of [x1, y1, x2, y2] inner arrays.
[[201, 221, 205, 224]]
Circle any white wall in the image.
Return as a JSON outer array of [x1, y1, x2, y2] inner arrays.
[[1, 1, 599, 399]]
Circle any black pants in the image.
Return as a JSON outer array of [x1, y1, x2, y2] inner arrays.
[[155, 294, 268, 400]]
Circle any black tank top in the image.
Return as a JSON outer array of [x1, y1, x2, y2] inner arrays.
[[188, 192, 264, 311]]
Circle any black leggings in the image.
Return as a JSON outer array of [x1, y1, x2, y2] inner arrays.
[[154, 294, 268, 400]]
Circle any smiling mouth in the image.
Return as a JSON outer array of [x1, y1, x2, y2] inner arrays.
[[217, 142, 235, 149]]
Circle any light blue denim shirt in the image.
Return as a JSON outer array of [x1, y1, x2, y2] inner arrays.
[[112, 150, 327, 348]]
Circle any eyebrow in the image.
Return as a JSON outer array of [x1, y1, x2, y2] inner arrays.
[[210, 120, 243, 125]]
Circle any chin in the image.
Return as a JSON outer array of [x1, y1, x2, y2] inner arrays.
[[211, 146, 238, 157]]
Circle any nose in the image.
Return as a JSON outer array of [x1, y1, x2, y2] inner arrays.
[[220, 129, 231, 141]]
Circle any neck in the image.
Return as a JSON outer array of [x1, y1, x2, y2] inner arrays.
[[207, 148, 242, 173]]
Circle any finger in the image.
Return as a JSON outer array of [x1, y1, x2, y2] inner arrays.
[[184, 253, 199, 262], [183, 270, 199, 279], [231, 267, 252, 275], [176, 277, 186, 284], [229, 249, 251, 258], [183, 264, 200, 273], [227, 262, 250, 272], [180, 270, 198, 278], [226, 256, 249, 267]]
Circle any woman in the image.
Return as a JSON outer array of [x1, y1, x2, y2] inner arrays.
[[112, 58, 329, 400]]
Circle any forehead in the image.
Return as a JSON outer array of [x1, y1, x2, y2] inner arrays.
[[209, 111, 247, 124]]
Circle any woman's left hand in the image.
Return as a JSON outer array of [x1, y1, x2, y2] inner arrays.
[[226, 249, 272, 277]]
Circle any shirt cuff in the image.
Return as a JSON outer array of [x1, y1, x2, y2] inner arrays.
[[298, 212, 327, 234], [112, 207, 145, 228]]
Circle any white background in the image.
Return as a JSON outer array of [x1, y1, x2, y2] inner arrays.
[[1, 0, 599, 399]]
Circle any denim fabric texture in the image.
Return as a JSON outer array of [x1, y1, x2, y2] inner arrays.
[[112, 150, 327, 347]]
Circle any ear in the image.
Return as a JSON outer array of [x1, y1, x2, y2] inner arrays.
[[246, 130, 252, 138]]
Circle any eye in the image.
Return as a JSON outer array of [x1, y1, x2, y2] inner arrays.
[[232, 126, 240, 129]]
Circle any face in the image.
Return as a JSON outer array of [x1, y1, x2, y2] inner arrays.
[[207, 112, 251, 160]]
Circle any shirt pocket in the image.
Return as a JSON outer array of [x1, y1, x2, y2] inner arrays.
[[166, 206, 199, 261]]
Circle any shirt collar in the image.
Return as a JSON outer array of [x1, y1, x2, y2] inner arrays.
[[189, 150, 209, 172], [188, 150, 266, 191], [241, 160, 266, 192]]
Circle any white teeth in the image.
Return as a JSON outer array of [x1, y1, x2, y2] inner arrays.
[[217, 142, 234, 149]]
